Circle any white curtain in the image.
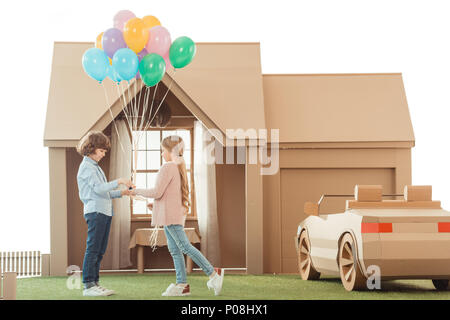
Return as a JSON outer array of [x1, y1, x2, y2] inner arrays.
[[193, 120, 221, 266], [102, 119, 132, 269]]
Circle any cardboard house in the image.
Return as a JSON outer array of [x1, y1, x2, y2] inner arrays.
[[44, 41, 415, 276]]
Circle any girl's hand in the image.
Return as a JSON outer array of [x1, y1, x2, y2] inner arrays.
[[147, 203, 153, 211]]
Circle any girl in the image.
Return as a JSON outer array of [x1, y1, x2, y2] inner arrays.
[[76, 131, 134, 297], [132, 135, 224, 296]]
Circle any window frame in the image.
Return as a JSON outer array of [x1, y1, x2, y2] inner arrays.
[[130, 126, 197, 222]]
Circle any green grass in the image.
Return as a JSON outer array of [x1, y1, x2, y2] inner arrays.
[[15, 273, 450, 300]]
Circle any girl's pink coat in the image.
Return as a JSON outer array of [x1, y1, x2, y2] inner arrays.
[[135, 161, 187, 226]]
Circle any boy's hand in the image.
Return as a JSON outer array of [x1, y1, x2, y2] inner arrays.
[[147, 203, 153, 211], [118, 178, 134, 189], [121, 189, 134, 196]]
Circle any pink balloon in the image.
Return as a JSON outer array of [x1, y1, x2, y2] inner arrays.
[[113, 10, 136, 31], [146, 26, 171, 57]]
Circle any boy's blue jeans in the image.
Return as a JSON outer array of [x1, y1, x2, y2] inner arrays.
[[82, 212, 112, 289], [164, 224, 214, 284]]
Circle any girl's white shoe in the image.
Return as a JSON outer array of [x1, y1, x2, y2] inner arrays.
[[162, 283, 191, 296], [207, 268, 225, 296]]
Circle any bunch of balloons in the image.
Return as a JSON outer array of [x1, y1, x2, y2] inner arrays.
[[82, 10, 196, 86]]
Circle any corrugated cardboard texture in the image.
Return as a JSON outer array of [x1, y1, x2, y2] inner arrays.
[[347, 200, 441, 209], [405, 185, 432, 201], [263, 74, 415, 143], [354, 185, 382, 202], [304, 202, 319, 216]]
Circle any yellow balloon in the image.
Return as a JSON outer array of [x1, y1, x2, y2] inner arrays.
[[124, 18, 149, 53], [96, 32, 103, 49], [143, 15, 161, 29], [109, 57, 112, 65]]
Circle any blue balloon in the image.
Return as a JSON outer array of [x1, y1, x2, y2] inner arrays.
[[112, 48, 139, 81], [82, 48, 109, 83], [106, 65, 123, 83]]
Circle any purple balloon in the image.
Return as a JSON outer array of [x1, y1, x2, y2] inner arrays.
[[136, 48, 148, 79], [102, 28, 127, 59], [137, 48, 148, 61]]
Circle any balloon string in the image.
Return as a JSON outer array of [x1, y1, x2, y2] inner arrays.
[[124, 82, 137, 183], [148, 82, 159, 129], [137, 85, 149, 137], [131, 80, 146, 179], [132, 81, 139, 132], [112, 80, 143, 202], [143, 71, 176, 132], [137, 86, 150, 142], [136, 82, 145, 130], [116, 81, 136, 186], [143, 83, 154, 131], [122, 81, 133, 132], [140, 81, 159, 135], [132, 80, 138, 131], [123, 81, 133, 130], [102, 82, 131, 169], [117, 81, 137, 180], [116, 81, 132, 141], [136, 83, 154, 145]]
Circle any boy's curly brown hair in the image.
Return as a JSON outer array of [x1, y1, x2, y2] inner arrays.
[[76, 131, 111, 156]]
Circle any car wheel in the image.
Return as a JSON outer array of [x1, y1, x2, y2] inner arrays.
[[432, 279, 450, 291], [338, 233, 366, 291], [298, 231, 320, 280]]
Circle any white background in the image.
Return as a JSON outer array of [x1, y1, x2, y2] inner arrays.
[[0, 0, 449, 253]]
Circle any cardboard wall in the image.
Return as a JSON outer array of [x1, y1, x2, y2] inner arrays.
[[48, 147, 69, 276], [216, 158, 246, 268], [66, 147, 87, 269]]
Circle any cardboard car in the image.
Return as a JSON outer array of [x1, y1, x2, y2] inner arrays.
[[295, 185, 450, 291]]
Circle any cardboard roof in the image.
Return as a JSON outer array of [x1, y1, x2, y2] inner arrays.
[[263, 73, 415, 144], [44, 42, 123, 143], [44, 42, 266, 145], [44, 42, 415, 147]]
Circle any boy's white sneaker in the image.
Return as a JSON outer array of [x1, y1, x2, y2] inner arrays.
[[207, 268, 224, 296], [83, 285, 108, 297], [97, 285, 115, 296], [162, 283, 191, 297]]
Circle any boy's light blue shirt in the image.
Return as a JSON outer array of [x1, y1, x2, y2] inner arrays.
[[77, 156, 122, 216]]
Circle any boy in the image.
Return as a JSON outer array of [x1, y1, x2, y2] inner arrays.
[[76, 131, 134, 296]]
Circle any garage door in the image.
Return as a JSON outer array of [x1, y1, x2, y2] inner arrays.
[[280, 168, 395, 273]]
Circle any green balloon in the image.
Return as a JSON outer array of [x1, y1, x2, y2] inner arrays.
[[169, 36, 196, 69], [139, 53, 166, 87]]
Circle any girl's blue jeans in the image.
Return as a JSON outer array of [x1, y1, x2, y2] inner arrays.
[[164, 224, 214, 284]]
